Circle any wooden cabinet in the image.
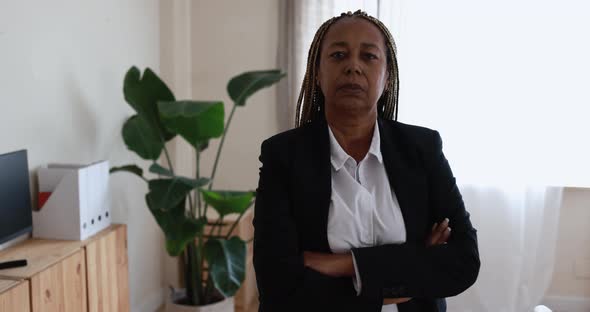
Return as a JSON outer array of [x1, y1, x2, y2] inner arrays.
[[30, 250, 87, 312], [85, 225, 129, 312], [0, 224, 128, 312], [0, 280, 31, 312]]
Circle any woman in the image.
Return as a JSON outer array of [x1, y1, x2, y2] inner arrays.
[[253, 10, 480, 312]]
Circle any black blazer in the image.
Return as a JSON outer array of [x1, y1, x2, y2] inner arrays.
[[253, 117, 480, 312]]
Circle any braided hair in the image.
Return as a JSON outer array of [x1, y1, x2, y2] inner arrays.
[[295, 10, 400, 127]]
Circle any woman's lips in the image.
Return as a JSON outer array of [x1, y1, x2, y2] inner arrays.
[[338, 83, 364, 93]]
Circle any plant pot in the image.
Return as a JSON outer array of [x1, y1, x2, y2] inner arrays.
[[165, 288, 234, 312]]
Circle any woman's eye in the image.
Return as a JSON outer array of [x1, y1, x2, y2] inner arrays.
[[365, 53, 378, 60], [330, 51, 345, 59]]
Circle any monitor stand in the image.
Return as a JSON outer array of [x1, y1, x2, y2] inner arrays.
[[0, 232, 29, 252]]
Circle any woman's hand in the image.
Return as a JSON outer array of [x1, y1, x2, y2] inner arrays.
[[302, 218, 451, 305], [384, 218, 452, 305], [303, 251, 354, 277], [383, 297, 412, 304], [427, 218, 451, 246]]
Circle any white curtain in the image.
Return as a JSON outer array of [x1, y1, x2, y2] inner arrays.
[[448, 185, 563, 311], [279, 0, 590, 310]]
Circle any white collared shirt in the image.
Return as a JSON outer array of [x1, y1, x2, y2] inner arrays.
[[327, 122, 406, 312]]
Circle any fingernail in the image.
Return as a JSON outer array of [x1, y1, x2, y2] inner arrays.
[[447, 227, 451, 232], [444, 218, 449, 224]]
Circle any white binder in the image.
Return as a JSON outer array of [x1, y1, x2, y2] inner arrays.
[[33, 160, 111, 240]]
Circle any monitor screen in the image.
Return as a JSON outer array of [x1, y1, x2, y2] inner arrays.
[[0, 150, 33, 245]]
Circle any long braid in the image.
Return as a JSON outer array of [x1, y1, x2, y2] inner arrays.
[[295, 10, 400, 127]]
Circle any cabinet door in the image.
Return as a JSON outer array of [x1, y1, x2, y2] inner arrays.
[[0, 280, 31, 312], [31, 250, 87, 312], [86, 225, 129, 312]]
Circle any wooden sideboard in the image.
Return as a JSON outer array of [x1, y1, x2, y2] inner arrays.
[[0, 279, 30, 311], [0, 224, 129, 312]]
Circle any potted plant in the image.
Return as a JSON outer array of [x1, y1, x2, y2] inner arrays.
[[110, 66, 285, 311]]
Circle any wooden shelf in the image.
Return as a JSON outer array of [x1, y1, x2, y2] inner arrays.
[[0, 224, 125, 280], [0, 224, 129, 311], [0, 239, 80, 280]]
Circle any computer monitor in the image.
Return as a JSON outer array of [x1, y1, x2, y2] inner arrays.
[[0, 150, 33, 245]]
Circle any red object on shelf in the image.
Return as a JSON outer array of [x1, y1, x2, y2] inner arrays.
[[38, 192, 52, 210]]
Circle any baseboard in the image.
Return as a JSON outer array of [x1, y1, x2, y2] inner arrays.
[[542, 295, 590, 312], [133, 287, 165, 312]]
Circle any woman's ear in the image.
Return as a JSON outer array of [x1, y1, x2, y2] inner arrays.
[[315, 77, 322, 92]]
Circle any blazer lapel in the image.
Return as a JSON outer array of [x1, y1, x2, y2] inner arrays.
[[378, 118, 425, 243], [296, 118, 333, 252]]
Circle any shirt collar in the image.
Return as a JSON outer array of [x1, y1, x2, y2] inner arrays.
[[328, 121, 383, 171]]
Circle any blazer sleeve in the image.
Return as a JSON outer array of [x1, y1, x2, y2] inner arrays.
[[252, 138, 308, 311], [351, 130, 481, 301]]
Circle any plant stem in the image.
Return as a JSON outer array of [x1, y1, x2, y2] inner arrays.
[[217, 216, 225, 237], [196, 149, 202, 218], [193, 148, 203, 303], [159, 136, 204, 303], [188, 196, 195, 218], [202, 104, 237, 220], [183, 250, 191, 302], [185, 243, 200, 305], [162, 144, 175, 175], [196, 234, 205, 301], [209, 104, 237, 190]]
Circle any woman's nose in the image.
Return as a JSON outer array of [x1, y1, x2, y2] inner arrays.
[[344, 60, 362, 75]]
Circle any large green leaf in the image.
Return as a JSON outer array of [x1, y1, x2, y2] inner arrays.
[[122, 115, 164, 160], [158, 101, 224, 149], [148, 162, 174, 176], [123, 67, 176, 141], [200, 190, 254, 218], [204, 237, 246, 298], [146, 179, 194, 212], [109, 164, 144, 179], [146, 196, 205, 256], [227, 70, 286, 106], [148, 163, 210, 188]]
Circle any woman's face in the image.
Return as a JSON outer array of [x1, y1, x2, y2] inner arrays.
[[317, 17, 389, 120]]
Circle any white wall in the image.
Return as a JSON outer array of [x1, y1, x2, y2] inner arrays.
[[0, 1, 164, 311], [189, 0, 281, 192]]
